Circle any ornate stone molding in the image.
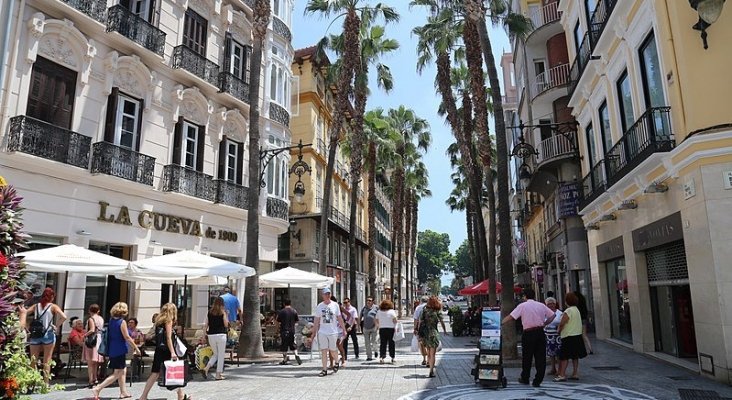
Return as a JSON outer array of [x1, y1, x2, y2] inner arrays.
[[25, 15, 96, 85], [221, 108, 248, 143], [172, 85, 214, 126], [103, 52, 156, 109], [223, 5, 252, 46]]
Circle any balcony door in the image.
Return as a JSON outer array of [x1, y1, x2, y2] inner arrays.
[[217, 136, 244, 185], [173, 117, 205, 171], [120, 0, 156, 23], [228, 39, 249, 81], [27, 57, 77, 129], [183, 9, 208, 56], [638, 31, 669, 139], [104, 88, 143, 151]]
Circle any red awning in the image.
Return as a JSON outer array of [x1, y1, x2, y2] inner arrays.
[[458, 279, 503, 296]]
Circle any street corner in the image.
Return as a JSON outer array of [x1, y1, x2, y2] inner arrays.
[[398, 383, 658, 400]]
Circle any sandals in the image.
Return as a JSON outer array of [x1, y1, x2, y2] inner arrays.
[[319, 369, 328, 377], [428, 371, 435, 378], [569, 376, 580, 380], [332, 362, 340, 373], [295, 355, 302, 365], [553, 376, 567, 382]]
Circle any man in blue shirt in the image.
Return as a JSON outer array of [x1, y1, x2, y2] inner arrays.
[[220, 286, 241, 326]]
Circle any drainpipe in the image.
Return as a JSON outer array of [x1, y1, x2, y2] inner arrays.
[[0, 0, 16, 107], [0, 0, 24, 136]]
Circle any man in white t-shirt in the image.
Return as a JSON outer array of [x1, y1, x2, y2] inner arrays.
[[413, 296, 429, 366], [312, 287, 346, 377]]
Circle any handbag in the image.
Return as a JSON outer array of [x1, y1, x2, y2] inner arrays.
[[174, 336, 187, 358], [158, 359, 189, 388], [98, 327, 109, 356], [84, 332, 98, 349]]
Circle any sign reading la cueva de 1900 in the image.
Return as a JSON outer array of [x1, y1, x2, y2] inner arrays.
[[96, 201, 238, 242]]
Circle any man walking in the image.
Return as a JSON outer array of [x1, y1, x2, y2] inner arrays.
[[220, 286, 241, 327], [413, 296, 429, 366], [276, 299, 301, 365], [502, 288, 555, 387], [313, 288, 346, 377], [360, 297, 379, 361], [342, 298, 359, 361]]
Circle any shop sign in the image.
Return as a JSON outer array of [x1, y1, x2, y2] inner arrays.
[[96, 201, 238, 242], [558, 183, 580, 218], [632, 212, 683, 251], [597, 236, 624, 262]]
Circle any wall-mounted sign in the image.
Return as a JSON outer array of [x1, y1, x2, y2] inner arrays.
[[632, 212, 683, 251], [597, 236, 624, 262], [558, 183, 580, 218], [97, 201, 238, 242]]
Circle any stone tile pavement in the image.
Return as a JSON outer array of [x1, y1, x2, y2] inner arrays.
[[29, 316, 732, 400]]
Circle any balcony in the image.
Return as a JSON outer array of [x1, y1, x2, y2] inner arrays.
[[219, 73, 251, 104], [589, 0, 618, 47], [107, 5, 166, 56], [6, 115, 90, 169], [568, 32, 593, 98], [172, 45, 220, 87], [604, 107, 674, 188], [579, 160, 606, 210], [534, 63, 570, 98], [529, 1, 560, 31], [266, 196, 289, 221], [272, 16, 292, 42], [90, 141, 155, 185], [316, 138, 327, 155], [535, 132, 575, 167], [329, 206, 350, 231], [355, 227, 368, 244], [60, 0, 107, 23], [270, 103, 290, 127], [215, 179, 250, 209], [162, 165, 216, 202]]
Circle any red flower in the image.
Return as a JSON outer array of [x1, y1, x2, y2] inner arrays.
[[0, 253, 6, 267]]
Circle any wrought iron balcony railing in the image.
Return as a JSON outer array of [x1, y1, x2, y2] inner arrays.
[[528, 1, 560, 31], [215, 179, 250, 209], [578, 160, 606, 210], [270, 102, 290, 127], [91, 141, 155, 185], [162, 164, 216, 202], [535, 132, 576, 166], [534, 63, 570, 97], [605, 107, 673, 188], [107, 5, 166, 56], [568, 32, 593, 98], [272, 16, 292, 42], [266, 196, 289, 221], [172, 45, 220, 87], [6, 115, 91, 169], [329, 206, 350, 231], [355, 227, 368, 244], [60, 0, 107, 23], [219, 72, 250, 104], [589, 0, 618, 47]]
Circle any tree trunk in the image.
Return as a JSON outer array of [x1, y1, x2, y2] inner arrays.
[[367, 142, 377, 298], [411, 197, 419, 305], [486, 172, 497, 306], [238, 0, 269, 359], [391, 165, 404, 317], [404, 190, 412, 315], [348, 61, 367, 308], [389, 227, 397, 301], [475, 8, 516, 359]]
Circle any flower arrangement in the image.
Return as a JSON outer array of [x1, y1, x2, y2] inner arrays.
[[0, 184, 49, 397]]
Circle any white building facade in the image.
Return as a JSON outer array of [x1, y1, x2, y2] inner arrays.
[[0, 0, 294, 330]]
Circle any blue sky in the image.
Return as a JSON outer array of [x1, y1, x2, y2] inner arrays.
[[291, 2, 510, 285]]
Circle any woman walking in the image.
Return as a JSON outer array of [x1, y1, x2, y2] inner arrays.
[[202, 297, 229, 380], [420, 296, 447, 378], [27, 288, 67, 384], [83, 304, 105, 387], [139, 303, 191, 400], [91, 302, 140, 399], [375, 299, 398, 364], [555, 292, 587, 382], [544, 297, 563, 375]]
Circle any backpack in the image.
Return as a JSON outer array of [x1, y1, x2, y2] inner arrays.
[[29, 304, 51, 339], [98, 326, 109, 356]]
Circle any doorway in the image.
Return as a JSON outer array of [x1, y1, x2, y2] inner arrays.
[[88, 243, 131, 318], [650, 285, 697, 358]]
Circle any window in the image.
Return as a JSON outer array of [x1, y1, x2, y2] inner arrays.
[[598, 101, 612, 153], [272, 0, 290, 25], [173, 117, 204, 171], [183, 9, 207, 56], [616, 70, 634, 132], [27, 56, 77, 129], [224, 34, 249, 82], [183, 122, 198, 169], [585, 123, 597, 168], [104, 88, 144, 151], [269, 62, 290, 108], [121, 0, 156, 22], [218, 137, 244, 184], [573, 21, 582, 58], [639, 31, 664, 109], [539, 119, 552, 141], [534, 59, 546, 80], [585, 0, 597, 25]]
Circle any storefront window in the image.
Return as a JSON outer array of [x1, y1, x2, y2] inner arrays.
[[605, 258, 632, 343], [84, 275, 108, 318]]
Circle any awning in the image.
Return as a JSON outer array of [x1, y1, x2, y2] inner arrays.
[[17, 244, 129, 274]]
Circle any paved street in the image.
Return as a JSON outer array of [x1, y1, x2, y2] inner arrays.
[[31, 316, 732, 400]]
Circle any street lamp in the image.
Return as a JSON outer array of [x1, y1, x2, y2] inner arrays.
[[260, 139, 312, 200], [510, 122, 539, 189], [690, 0, 726, 49]]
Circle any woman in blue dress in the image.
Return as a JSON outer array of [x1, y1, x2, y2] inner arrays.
[[91, 302, 140, 399]]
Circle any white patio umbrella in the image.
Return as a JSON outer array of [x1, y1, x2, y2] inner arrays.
[[259, 267, 334, 289], [17, 244, 130, 274]]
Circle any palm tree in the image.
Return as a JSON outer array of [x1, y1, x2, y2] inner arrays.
[[406, 160, 430, 309], [386, 106, 430, 317], [239, 0, 270, 358]]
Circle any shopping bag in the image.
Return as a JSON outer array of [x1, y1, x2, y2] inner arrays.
[[437, 340, 443, 352], [227, 327, 239, 342], [410, 335, 419, 352], [195, 345, 213, 371], [158, 360, 188, 388], [174, 336, 187, 358], [395, 322, 405, 341]]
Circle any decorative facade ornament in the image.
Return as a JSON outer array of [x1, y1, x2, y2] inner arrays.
[[38, 36, 77, 68], [223, 5, 253, 45], [102, 52, 155, 109], [172, 86, 212, 125], [25, 17, 96, 85]]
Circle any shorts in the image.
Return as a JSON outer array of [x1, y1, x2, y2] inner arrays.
[[317, 333, 338, 351], [29, 330, 55, 345], [280, 331, 296, 352], [108, 355, 127, 370]]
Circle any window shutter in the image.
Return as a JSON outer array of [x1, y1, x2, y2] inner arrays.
[[223, 33, 232, 76], [104, 87, 120, 144], [196, 124, 206, 172], [135, 97, 144, 152], [236, 141, 244, 185], [172, 116, 183, 165], [245, 45, 252, 83], [218, 136, 227, 179], [148, 0, 157, 24]]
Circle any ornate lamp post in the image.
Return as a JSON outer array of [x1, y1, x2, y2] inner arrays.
[[259, 139, 312, 201], [689, 0, 726, 49]]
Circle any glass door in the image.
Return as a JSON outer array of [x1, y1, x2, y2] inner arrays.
[[606, 258, 632, 343], [650, 284, 696, 358]]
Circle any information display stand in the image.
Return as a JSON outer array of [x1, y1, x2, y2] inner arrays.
[[472, 307, 507, 388]]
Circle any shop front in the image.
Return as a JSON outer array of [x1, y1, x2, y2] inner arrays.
[[597, 236, 632, 344]]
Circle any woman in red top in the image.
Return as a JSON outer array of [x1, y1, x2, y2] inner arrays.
[[68, 318, 85, 347]]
